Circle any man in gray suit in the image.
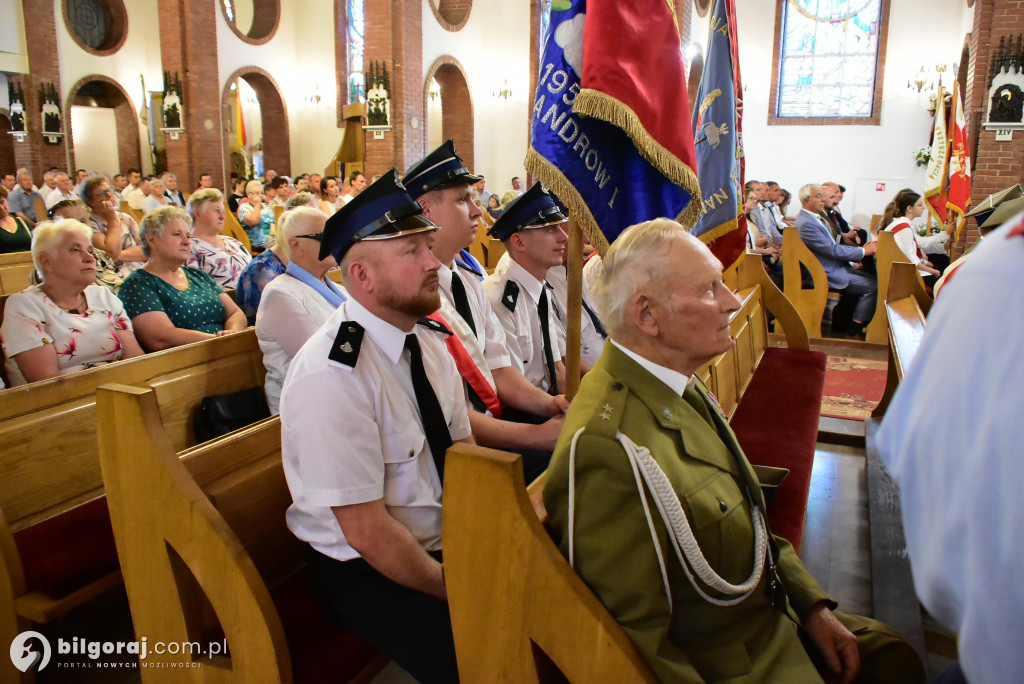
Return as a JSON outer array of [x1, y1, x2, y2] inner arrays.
[[796, 184, 878, 338]]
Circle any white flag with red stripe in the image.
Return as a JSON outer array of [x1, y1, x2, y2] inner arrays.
[[924, 86, 950, 224]]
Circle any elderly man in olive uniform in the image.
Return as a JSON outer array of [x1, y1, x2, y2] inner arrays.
[[543, 219, 924, 683]]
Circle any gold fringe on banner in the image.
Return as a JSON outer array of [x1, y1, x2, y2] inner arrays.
[[694, 217, 739, 246], [574, 88, 704, 229], [525, 148, 611, 258]]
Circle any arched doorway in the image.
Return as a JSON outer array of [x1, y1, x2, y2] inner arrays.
[[221, 68, 290, 183], [65, 76, 142, 177], [424, 57, 475, 172], [0, 111, 15, 175]]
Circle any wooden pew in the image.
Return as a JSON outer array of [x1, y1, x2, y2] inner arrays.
[[33, 197, 47, 223], [864, 261, 931, 665], [0, 251, 34, 297], [444, 445, 659, 683], [96, 384, 386, 681], [864, 230, 910, 344], [0, 331, 265, 681], [222, 200, 253, 252], [781, 226, 829, 338]]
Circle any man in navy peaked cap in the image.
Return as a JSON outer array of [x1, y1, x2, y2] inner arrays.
[[281, 169, 471, 683]]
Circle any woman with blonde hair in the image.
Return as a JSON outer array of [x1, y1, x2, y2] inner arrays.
[[187, 188, 252, 289], [118, 206, 247, 351], [1, 220, 143, 385]]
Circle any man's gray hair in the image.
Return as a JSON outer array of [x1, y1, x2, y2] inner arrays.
[[798, 183, 821, 203], [139, 205, 191, 257], [161, 172, 177, 182], [592, 218, 688, 335], [284, 191, 316, 211]]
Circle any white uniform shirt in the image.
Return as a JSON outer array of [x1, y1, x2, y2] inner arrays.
[[255, 273, 343, 415], [482, 253, 566, 392], [545, 264, 606, 367], [437, 261, 511, 373], [280, 298, 472, 562], [876, 218, 1024, 684]]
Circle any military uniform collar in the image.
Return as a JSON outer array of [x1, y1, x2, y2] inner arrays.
[[609, 338, 689, 397], [495, 252, 546, 305], [340, 297, 413, 365]]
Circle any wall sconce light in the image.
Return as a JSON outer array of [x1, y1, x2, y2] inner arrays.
[[495, 77, 512, 100], [306, 84, 321, 105], [428, 78, 440, 102], [908, 66, 930, 92]]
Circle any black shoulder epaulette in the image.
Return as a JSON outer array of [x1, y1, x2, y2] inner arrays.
[[502, 280, 519, 312], [417, 317, 452, 336], [328, 321, 365, 367]]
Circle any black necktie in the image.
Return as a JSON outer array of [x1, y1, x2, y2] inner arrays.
[[582, 298, 607, 338], [450, 271, 476, 336], [405, 334, 453, 480], [536, 289, 559, 395]]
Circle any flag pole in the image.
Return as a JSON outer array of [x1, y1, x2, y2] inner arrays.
[[565, 218, 583, 401]]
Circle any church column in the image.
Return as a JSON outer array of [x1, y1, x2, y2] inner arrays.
[[12, 0, 68, 176], [364, 0, 425, 178], [963, 0, 1024, 250], [157, 0, 226, 189]]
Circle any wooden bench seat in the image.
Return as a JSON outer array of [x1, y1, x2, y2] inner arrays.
[[0, 331, 266, 681], [0, 251, 34, 297], [96, 384, 385, 682], [864, 261, 932, 665]]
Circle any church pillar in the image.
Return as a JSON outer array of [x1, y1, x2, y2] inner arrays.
[[157, 0, 226, 189], [962, 0, 1024, 251], [12, 0, 68, 177], [364, 0, 425, 178]]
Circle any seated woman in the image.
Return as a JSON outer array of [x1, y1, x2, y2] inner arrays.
[[0, 185, 33, 254], [50, 199, 124, 292], [237, 179, 275, 248], [883, 190, 953, 288], [318, 175, 339, 216], [83, 175, 145, 278], [255, 207, 343, 414], [487, 193, 503, 219], [0, 219, 143, 385], [118, 206, 247, 352], [187, 188, 252, 289], [143, 177, 170, 212], [227, 176, 247, 214]]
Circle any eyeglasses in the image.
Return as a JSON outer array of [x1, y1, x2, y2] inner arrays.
[[295, 233, 324, 242], [97, 189, 115, 197]]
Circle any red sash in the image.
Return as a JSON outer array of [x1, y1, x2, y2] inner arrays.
[[426, 312, 503, 418], [890, 220, 923, 259]]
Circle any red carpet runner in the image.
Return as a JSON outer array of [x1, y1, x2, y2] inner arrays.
[[820, 355, 887, 421]]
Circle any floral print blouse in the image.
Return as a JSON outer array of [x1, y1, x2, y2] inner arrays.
[[187, 236, 252, 290], [0, 284, 134, 386]]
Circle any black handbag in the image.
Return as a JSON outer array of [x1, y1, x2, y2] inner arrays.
[[194, 386, 271, 442]]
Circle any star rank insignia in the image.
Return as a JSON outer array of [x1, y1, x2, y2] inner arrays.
[[600, 404, 614, 420], [502, 280, 520, 312], [328, 321, 365, 367]]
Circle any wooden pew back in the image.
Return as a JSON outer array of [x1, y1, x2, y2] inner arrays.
[[0, 251, 34, 297], [871, 262, 931, 417], [865, 230, 910, 343], [444, 444, 659, 683], [222, 200, 253, 252], [781, 226, 829, 338]]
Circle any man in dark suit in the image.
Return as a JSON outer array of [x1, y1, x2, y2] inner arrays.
[[796, 184, 878, 338]]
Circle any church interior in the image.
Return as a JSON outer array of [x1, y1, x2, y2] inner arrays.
[[1, 0, 1022, 681]]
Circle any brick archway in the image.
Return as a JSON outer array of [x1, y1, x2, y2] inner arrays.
[[0, 110, 14, 175], [221, 67, 291, 182], [424, 56, 475, 173], [64, 75, 142, 175]]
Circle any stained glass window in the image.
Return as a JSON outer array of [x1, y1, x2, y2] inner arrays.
[[347, 0, 365, 104], [776, 0, 884, 118], [68, 0, 110, 50]]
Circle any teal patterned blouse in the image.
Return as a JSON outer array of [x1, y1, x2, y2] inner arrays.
[[118, 266, 227, 335]]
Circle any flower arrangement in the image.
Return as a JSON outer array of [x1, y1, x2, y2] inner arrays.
[[914, 147, 932, 167]]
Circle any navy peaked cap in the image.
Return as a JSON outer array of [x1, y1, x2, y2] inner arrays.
[[402, 139, 481, 200], [487, 183, 568, 240], [320, 169, 437, 262]]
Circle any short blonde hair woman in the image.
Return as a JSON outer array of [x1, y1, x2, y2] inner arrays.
[[1, 220, 143, 385]]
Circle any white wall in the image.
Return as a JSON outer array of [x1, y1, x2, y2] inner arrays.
[[70, 105, 120, 177], [689, 0, 974, 219], [54, 0, 163, 174], [0, 0, 29, 73], [215, 6, 344, 176], [422, 2, 533, 194]]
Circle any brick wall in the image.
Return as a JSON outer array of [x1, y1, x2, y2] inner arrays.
[[64, 76, 142, 175], [430, 0, 472, 32], [428, 58, 474, 173], [962, 0, 1024, 252], [221, 68, 291, 180], [158, 0, 226, 189], [13, 0, 68, 177]]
